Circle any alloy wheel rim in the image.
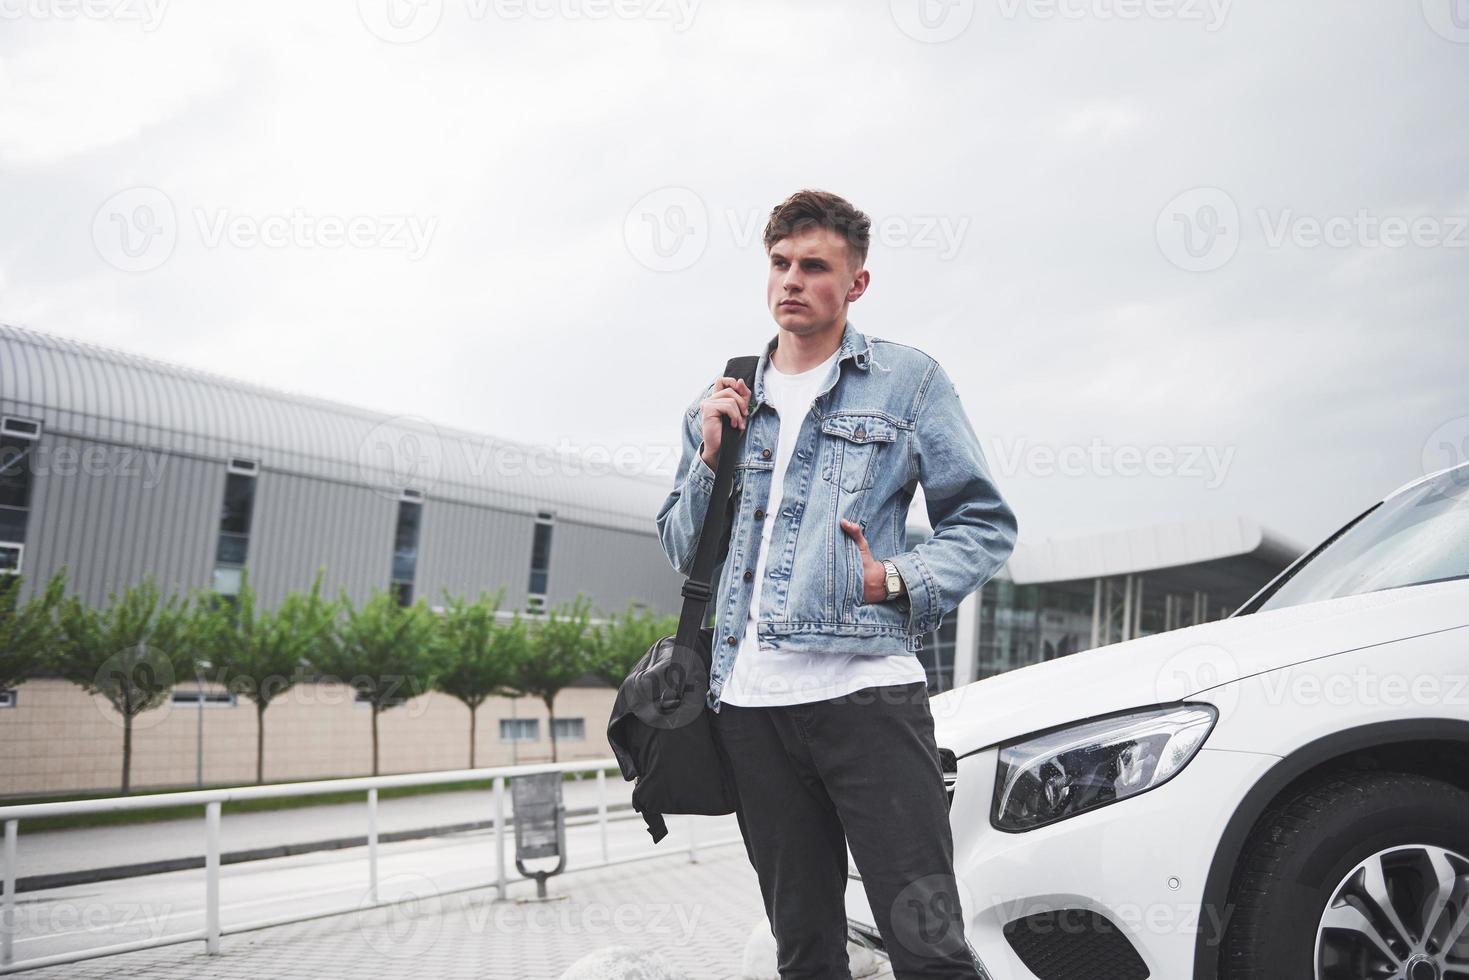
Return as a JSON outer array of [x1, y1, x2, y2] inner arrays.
[[1315, 843, 1469, 979]]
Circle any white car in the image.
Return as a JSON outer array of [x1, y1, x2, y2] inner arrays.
[[846, 460, 1469, 980]]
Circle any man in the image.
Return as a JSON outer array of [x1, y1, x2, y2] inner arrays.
[[655, 189, 1017, 979]]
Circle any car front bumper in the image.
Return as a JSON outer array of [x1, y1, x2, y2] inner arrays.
[[844, 744, 1280, 979]]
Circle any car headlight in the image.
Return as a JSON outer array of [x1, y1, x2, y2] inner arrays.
[[991, 704, 1218, 832]]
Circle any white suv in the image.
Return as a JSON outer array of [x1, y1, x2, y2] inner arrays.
[[846, 461, 1469, 980]]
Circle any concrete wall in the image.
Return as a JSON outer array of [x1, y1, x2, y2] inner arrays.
[[0, 679, 618, 798]]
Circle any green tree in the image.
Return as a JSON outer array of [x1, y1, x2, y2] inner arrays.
[[51, 575, 201, 793], [200, 566, 337, 784], [321, 588, 439, 776], [588, 601, 676, 687], [432, 587, 528, 768], [512, 593, 596, 763], [0, 569, 67, 693]]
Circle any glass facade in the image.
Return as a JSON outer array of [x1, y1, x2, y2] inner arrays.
[[976, 578, 1095, 680], [213, 464, 258, 602], [0, 432, 35, 574], [391, 498, 423, 605]]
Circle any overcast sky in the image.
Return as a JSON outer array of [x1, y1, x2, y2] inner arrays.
[[2, 0, 1465, 552]]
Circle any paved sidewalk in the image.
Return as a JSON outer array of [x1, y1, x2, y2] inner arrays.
[[16, 777, 634, 880], [20, 843, 896, 979]]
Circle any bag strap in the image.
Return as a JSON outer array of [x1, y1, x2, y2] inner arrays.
[[674, 355, 759, 652]]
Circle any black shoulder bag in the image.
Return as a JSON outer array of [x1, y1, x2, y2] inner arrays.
[[606, 354, 758, 843]]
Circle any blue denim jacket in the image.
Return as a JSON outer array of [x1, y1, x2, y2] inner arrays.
[[655, 320, 1018, 712]]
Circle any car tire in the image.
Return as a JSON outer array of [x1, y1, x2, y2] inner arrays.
[[1221, 769, 1469, 980]]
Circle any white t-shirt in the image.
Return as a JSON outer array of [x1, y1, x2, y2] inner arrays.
[[718, 347, 929, 707]]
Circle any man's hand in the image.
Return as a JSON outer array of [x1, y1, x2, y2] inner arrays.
[[839, 518, 905, 604], [699, 377, 751, 470]]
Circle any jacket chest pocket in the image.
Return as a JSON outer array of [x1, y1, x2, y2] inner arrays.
[[820, 413, 898, 493]]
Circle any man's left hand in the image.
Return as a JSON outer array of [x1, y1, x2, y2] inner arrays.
[[839, 518, 904, 604]]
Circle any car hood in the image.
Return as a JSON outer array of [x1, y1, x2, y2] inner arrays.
[[931, 578, 1469, 755]]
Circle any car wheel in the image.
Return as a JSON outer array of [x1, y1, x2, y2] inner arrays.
[[1222, 769, 1469, 980]]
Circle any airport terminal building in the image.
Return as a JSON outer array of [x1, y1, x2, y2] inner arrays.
[[0, 323, 1301, 796]]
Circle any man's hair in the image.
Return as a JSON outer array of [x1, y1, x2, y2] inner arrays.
[[762, 189, 871, 271]]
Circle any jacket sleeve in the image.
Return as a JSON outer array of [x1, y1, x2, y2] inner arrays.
[[655, 383, 719, 576], [887, 360, 1018, 636]]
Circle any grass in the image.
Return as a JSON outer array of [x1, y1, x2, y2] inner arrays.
[[4, 767, 624, 834]]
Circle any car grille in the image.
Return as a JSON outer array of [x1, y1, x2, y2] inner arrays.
[[1002, 909, 1150, 980], [939, 747, 958, 811]]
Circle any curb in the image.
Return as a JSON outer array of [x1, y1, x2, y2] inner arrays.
[[17, 802, 635, 893]]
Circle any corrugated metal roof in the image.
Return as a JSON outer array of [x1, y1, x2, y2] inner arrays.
[[0, 322, 671, 534], [1005, 514, 1303, 584]]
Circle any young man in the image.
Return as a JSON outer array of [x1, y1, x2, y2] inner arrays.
[[655, 189, 1018, 979]]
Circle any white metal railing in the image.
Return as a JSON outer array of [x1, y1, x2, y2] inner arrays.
[[0, 758, 741, 975]]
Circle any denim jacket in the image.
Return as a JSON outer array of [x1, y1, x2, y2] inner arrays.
[[655, 320, 1018, 712]]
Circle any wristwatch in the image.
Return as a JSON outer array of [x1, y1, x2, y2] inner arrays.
[[881, 559, 903, 602]]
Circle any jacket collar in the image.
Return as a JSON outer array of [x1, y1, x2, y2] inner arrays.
[[753, 319, 870, 410]]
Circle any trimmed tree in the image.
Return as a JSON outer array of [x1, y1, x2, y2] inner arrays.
[[587, 601, 676, 687], [512, 593, 596, 763], [321, 588, 439, 776], [0, 569, 67, 693], [51, 575, 200, 793], [432, 587, 529, 768], [199, 566, 337, 784]]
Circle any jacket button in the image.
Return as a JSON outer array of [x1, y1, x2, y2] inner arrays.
[[855, 426, 866, 440], [743, 569, 753, 581], [754, 508, 764, 519], [726, 635, 737, 645], [761, 448, 771, 459]]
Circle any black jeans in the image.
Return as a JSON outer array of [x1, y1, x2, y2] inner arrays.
[[711, 681, 982, 980]]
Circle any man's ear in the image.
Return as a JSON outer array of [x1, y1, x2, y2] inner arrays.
[[846, 267, 870, 303]]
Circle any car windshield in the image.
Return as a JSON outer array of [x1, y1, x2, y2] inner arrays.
[[1247, 466, 1469, 614]]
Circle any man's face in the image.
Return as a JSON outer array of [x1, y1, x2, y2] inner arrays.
[[766, 225, 868, 335]]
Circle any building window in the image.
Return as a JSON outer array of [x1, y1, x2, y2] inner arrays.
[[213, 460, 258, 600], [0, 688, 16, 708], [527, 510, 553, 610], [391, 493, 423, 606], [0, 421, 40, 574], [172, 690, 238, 707], [552, 717, 585, 741], [500, 718, 539, 742]]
